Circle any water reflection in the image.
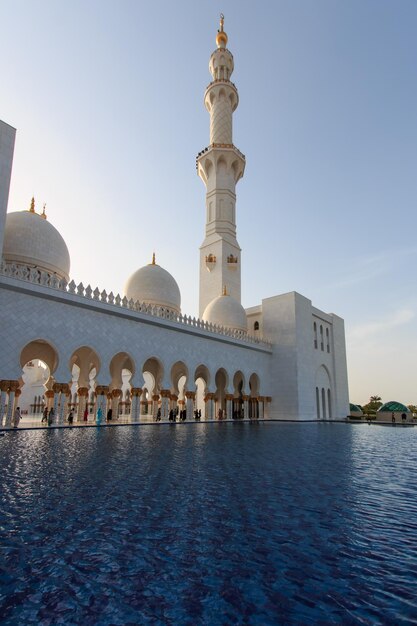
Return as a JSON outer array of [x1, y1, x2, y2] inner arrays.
[[0, 423, 416, 625]]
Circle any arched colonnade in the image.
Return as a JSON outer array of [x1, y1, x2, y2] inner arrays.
[[0, 339, 271, 425]]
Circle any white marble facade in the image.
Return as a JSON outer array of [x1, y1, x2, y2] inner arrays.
[[0, 18, 349, 424]]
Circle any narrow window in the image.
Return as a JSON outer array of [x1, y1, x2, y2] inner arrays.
[[316, 387, 320, 419], [322, 387, 327, 419], [313, 322, 318, 349], [254, 321, 259, 331], [326, 328, 330, 353], [320, 325, 324, 351]]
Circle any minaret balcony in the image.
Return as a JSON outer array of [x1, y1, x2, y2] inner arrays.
[[196, 144, 245, 183], [227, 254, 238, 270]]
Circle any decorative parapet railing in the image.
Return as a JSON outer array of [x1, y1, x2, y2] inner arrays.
[[0, 261, 271, 349]]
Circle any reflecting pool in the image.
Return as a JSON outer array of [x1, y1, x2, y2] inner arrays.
[[1, 423, 417, 625]]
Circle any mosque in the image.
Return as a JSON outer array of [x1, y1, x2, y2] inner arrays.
[[0, 17, 349, 426]]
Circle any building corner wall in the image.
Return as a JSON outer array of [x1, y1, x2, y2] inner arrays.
[[262, 292, 301, 419], [330, 313, 350, 419], [0, 121, 16, 257]]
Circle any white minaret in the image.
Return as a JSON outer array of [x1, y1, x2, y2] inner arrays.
[[197, 15, 245, 317]]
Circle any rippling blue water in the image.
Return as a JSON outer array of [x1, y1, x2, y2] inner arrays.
[[1, 422, 417, 625]]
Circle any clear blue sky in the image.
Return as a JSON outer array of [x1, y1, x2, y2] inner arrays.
[[1, 0, 416, 405]]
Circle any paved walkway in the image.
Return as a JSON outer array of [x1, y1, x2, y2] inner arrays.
[[0, 415, 260, 431]]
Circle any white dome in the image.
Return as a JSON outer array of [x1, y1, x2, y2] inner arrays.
[[3, 211, 70, 281], [124, 260, 181, 313], [203, 293, 247, 332]]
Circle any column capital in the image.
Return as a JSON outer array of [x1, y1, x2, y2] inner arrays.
[[204, 393, 215, 401], [95, 385, 109, 395], [131, 387, 143, 397], [9, 380, 20, 392], [15, 389, 22, 398], [45, 390, 54, 399], [152, 394, 160, 401], [160, 389, 171, 398], [111, 389, 122, 398], [225, 393, 234, 401], [52, 382, 62, 393], [60, 383, 70, 395], [77, 387, 89, 397], [185, 391, 195, 400]]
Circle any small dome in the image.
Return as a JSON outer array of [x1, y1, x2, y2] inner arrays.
[[203, 292, 247, 332], [377, 401, 410, 413], [3, 210, 70, 281], [124, 257, 181, 313], [349, 403, 363, 413]]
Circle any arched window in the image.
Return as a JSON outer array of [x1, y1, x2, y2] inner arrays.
[[254, 321, 259, 331], [320, 325, 324, 351], [327, 389, 332, 418], [313, 322, 318, 349], [321, 387, 327, 419], [316, 387, 320, 419]]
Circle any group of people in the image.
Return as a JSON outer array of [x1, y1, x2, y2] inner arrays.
[[165, 407, 202, 422], [10, 403, 254, 429]]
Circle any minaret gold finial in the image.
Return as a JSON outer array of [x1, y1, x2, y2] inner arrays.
[[29, 197, 35, 213], [216, 13, 228, 48], [152, 252, 156, 265], [223, 285, 227, 296], [41, 203, 47, 220]]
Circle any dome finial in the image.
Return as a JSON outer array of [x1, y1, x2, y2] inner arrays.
[[29, 197, 35, 213], [216, 13, 228, 48], [41, 203, 47, 220], [152, 252, 156, 265], [223, 284, 227, 296]]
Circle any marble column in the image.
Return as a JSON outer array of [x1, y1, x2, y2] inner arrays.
[[204, 392, 214, 420], [111, 389, 122, 420], [77, 387, 89, 422], [152, 395, 160, 419], [160, 390, 170, 420], [225, 394, 234, 420], [130, 387, 142, 421], [0, 380, 9, 426], [185, 391, 195, 419], [242, 395, 249, 420], [170, 394, 178, 414], [95, 386, 109, 423], [52, 383, 61, 421], [258, 396, 264, 419], [45, 389, 54, 413], [5, 381, 20, 427], [58, 384, 70, 424]]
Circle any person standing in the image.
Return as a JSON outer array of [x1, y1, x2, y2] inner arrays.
[[107, 408, 113, 421], [13, 406, 21, 428], [41, 406, 48, 423], [68, 410, 74, 425], [96, 406, 102, 425], [48, 407, 54, 426], [83, 407, 88, 422]]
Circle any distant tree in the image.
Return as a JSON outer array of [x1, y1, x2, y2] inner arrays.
[[362, 395, 383, 415], [408, 404, 417, 414]]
